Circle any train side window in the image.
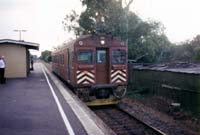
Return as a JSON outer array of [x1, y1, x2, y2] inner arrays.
[[63, 54, 64, 64], [57, 55, 59, 63], [62, 54, 64, 64], [61, 55, 62, 64], [59, 55, 61, 64], [77, 50, 93, 64], [61, 55, 63, 64]]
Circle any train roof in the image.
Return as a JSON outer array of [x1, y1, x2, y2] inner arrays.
[[52, 34, 125, 54]]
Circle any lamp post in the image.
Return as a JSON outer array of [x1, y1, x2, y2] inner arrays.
[[13, 29, 27, 41]]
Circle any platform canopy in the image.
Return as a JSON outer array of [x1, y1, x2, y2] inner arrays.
[[0, 39, 39, 50]]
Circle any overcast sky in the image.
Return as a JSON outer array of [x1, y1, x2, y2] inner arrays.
[[0, 0, 200, 55]]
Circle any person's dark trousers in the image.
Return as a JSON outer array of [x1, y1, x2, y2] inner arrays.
[[0, 68, 3, 84], [0, 68, 6, 84], [2, 68, 5, 84]]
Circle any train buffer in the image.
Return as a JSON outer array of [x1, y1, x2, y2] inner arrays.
[[0, 62, 115, 135]]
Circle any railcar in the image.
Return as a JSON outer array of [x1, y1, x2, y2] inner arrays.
[[52, 34, 128, 106]]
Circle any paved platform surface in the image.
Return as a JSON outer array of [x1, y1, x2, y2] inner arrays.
[[0, 63, 92, 135]]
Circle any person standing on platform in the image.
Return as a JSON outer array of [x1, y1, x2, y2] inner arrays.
[[0, 56, 6, 84], [30, 58, 34, 70]]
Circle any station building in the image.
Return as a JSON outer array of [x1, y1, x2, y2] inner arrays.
[[0, 39, 39, 78]]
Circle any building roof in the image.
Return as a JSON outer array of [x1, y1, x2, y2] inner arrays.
[[0, 39, 39, 50]]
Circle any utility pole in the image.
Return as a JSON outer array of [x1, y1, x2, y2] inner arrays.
[[13, 29, 27, 41]]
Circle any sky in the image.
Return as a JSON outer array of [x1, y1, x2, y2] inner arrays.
[[0, 0, 200, 56]]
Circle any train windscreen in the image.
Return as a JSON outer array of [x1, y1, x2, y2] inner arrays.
[[111, 50, 126, 64], [77, 50, 93, 64]]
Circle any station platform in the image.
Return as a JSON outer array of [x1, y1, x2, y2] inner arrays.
[[0, 62, 114, 135]]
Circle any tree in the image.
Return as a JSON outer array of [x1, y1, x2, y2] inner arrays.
[[63, 0, 171, 63], [63, 0, 133, 36], [41, 50, 52, 63], [166, 35, 200, 62]]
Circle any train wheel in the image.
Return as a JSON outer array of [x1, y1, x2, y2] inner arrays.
[[113, 86, 126, 98]]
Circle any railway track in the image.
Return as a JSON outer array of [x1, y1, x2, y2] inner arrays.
[[91, 106, 166, 135], [44, 62, 197, 135]]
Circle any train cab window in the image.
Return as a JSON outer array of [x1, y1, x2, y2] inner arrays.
[[78, 50, 93, 64], [111, 50, 126, 64], [97, 50, 106, 63]]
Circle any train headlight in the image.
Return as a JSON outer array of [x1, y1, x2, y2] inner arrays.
[[121, 42, 125, 46], [113, 86, 126, 98], [100, 40, 105, 45], [79, 41, 83, 45]]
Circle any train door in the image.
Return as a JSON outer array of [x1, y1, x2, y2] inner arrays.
[[67, 49, 70, 82], [96, 49, 109, 84]]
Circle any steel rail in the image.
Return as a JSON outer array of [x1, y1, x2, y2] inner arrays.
[[117, 107, 167, 135]]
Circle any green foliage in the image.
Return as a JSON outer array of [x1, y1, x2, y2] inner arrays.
[[41, 50, 52, 63], [170, 44, 194, 62], [63, 0, 172, 63], [165, 35, 200, 62], [194, 48, 200, 61], [128, 21, 171, 63]]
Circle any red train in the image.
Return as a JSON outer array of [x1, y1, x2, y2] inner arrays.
[[52, 34, 128, 106]]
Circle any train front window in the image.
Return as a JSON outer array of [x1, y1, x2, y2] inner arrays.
[[77, 50, 93, 64], [111, 50, 126, 64]]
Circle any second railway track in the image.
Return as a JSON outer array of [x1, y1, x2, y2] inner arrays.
[[91, 105, 166, 135]]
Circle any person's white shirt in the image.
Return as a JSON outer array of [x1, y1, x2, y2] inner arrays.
[[0, 59, 5, 68]]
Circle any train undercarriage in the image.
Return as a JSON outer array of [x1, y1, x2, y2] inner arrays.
[[75, 84, 127, 106]]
